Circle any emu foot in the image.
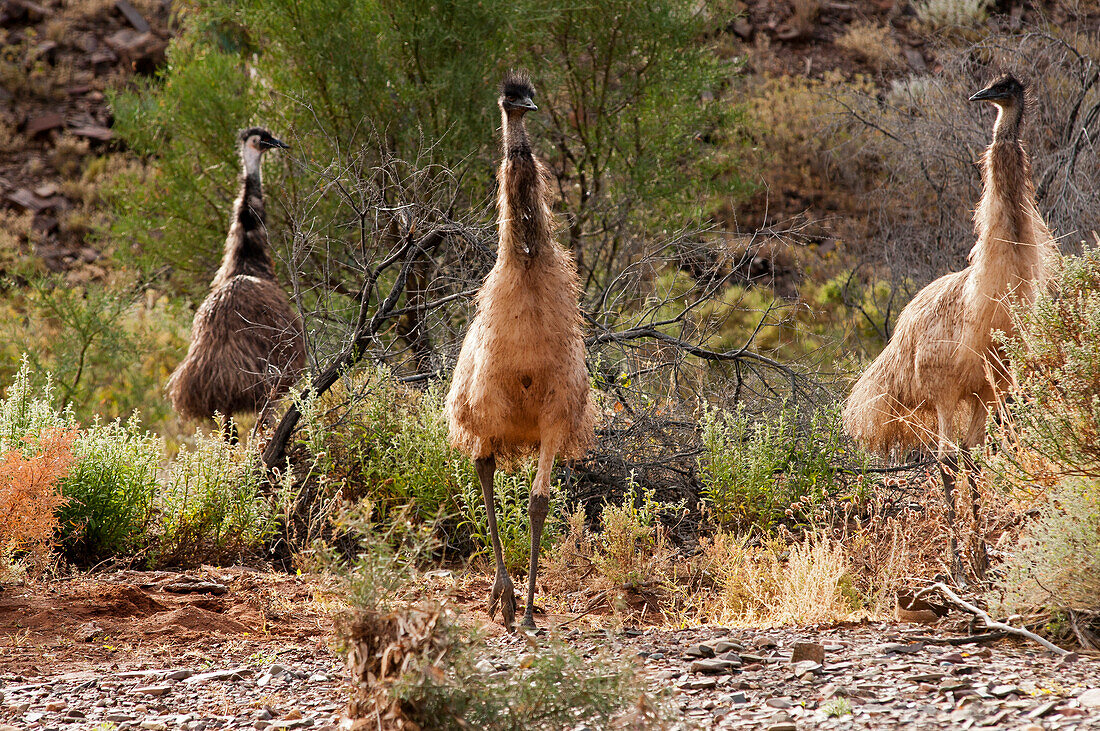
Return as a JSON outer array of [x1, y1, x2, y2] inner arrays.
[[520, 611, 538, 631], [488, 570, 516, 631]]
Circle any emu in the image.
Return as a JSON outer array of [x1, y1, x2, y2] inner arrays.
[[446, 72, 596, 631], [167, 127, 306, 439], [843, 75, 1054, 578]]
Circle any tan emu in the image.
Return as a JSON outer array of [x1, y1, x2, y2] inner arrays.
[[843, 75, 1054, 575], [446, 72, 596, 631], [167, 127, 306, 437]]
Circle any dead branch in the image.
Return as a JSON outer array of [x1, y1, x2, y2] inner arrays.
[[914, 582, 1069, 656]]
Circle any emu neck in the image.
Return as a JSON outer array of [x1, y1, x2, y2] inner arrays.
[[970, 104, 1044, 301], [213, 151, 275, 287], [497, 108, 549, 266]]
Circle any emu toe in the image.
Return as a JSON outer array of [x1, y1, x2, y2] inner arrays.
[[488, 570, 516, 631], [520, 612, 538, 631]]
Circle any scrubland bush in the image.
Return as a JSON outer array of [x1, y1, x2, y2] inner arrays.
[[699, 403, 869, 531], [155, 431, 271, 566], [300, 368, 561, 570], [57, 415, 161, 562], [0, 278, 190, 435], [990, 249, 1100, 621], [835, 21, 901, 71], [693, 531, 856, 625], [914, 0, 991, 31], [0, 428, 73, 565], [328, 505, 659, 730]]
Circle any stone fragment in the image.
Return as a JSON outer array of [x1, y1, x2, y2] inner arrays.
[[682, 677, 717, 690], [163, 580, 229, 595], [1027, 700, 1059, 719], [691, 659, 735, 675], [685, 644, 715, 659], [791, 660, 823, 676], [183, 668, 253, 684], [1078, 688, 1100, 708], [164, 669, 193, 681], [988, 685, 1018, 698], [45, 700, 67, 711], [70, 125, 113, 142], [881, 642, 924, 655], [765, 698, 792, 709], [939, 652, 965, 663], [790, 641, 825, 665], [25, 113, 64, 136], [133, 685, 172, 696], [712, 640, 741, 653]]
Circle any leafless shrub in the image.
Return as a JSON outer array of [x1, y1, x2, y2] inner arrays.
[[831, 27, 1100, 325]]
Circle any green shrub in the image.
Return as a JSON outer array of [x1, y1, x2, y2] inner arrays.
[[699, 403, 868, 531], [154, 431, 272, 566], [57, 415, 162, 562], [302, 367, 560, 569], [327, 504, 660, 730], [992, 250, 1100, 618], [0, 357, 72, 453]]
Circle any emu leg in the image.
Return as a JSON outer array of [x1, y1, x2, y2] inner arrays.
[[961, 400, 990, 579], [521, 441, 556, 630], [939, 454, 965, 585], [960, 450, 989, 579], [476, 455, 515, 631]]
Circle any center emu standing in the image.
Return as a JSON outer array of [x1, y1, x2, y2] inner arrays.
[[447, 72, 596, 631], [843, 75, 1054, 576], [168, 127, 306, 436]]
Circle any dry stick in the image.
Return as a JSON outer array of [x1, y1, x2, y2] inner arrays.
[[914, 582, 1069, 656]]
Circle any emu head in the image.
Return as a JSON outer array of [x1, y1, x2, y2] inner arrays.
[[969, 74, 1025, 108], [238, 127, 290, 154], [499, 71, 537, 115]]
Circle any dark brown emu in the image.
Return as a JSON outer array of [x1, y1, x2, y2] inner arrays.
[[168, 127, 306, 436]]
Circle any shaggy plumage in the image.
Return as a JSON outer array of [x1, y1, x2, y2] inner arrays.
[[167, 127, 306, 428], [843, 74, 1054, 579], [843, 74, 1054, 457], [446, 72, 595, 630]]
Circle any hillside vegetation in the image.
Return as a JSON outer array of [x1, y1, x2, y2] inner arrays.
[[2, 2, 1100, 722]]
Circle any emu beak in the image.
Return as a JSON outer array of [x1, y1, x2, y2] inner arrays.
[[263, 137, 290, 150], [969, 86, 1000, 102], [505, 96, 537, 112]]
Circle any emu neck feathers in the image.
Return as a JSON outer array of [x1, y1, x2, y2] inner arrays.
[[213, 161, 276, 288], [969, 126, 1049, 299], [498, 110, 549, 264]]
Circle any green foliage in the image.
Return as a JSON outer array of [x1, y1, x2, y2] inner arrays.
[[57, 415, 161, 562], [998, 249, 1100, 478], [108, 0, 750, 295], [302, 367, 560, 568], [591, 480, 670, 589], [997, 478, 1100, 615], [154, 430, 271, 567], [992, 250, 1100, 616], [699, 403, 869, 531], [0, 277, 190, 432], [397, 635, 651, 731], [0, 357, 72, 453]]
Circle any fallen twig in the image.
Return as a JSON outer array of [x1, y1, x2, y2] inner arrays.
[[909, 631, 1009, 646], [914, 582, 1069, 656]]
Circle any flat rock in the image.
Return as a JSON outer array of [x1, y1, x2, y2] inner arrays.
[[25, 112, 63, 136], [691, 659, 736, 675], [133, 685, 172, 696], [183, 668, 253, 684], [1078, 688, 1100, 707], [790, 641, 825, 664], [791, 660, 823, 676]]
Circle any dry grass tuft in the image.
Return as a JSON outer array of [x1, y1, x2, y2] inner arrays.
[[836, 21, 901, 71]]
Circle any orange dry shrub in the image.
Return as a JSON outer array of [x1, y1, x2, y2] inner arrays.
[[0, 428, 74, 560]]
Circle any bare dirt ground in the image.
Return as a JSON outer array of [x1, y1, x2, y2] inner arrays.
[[2, 570, 1099, 730]]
